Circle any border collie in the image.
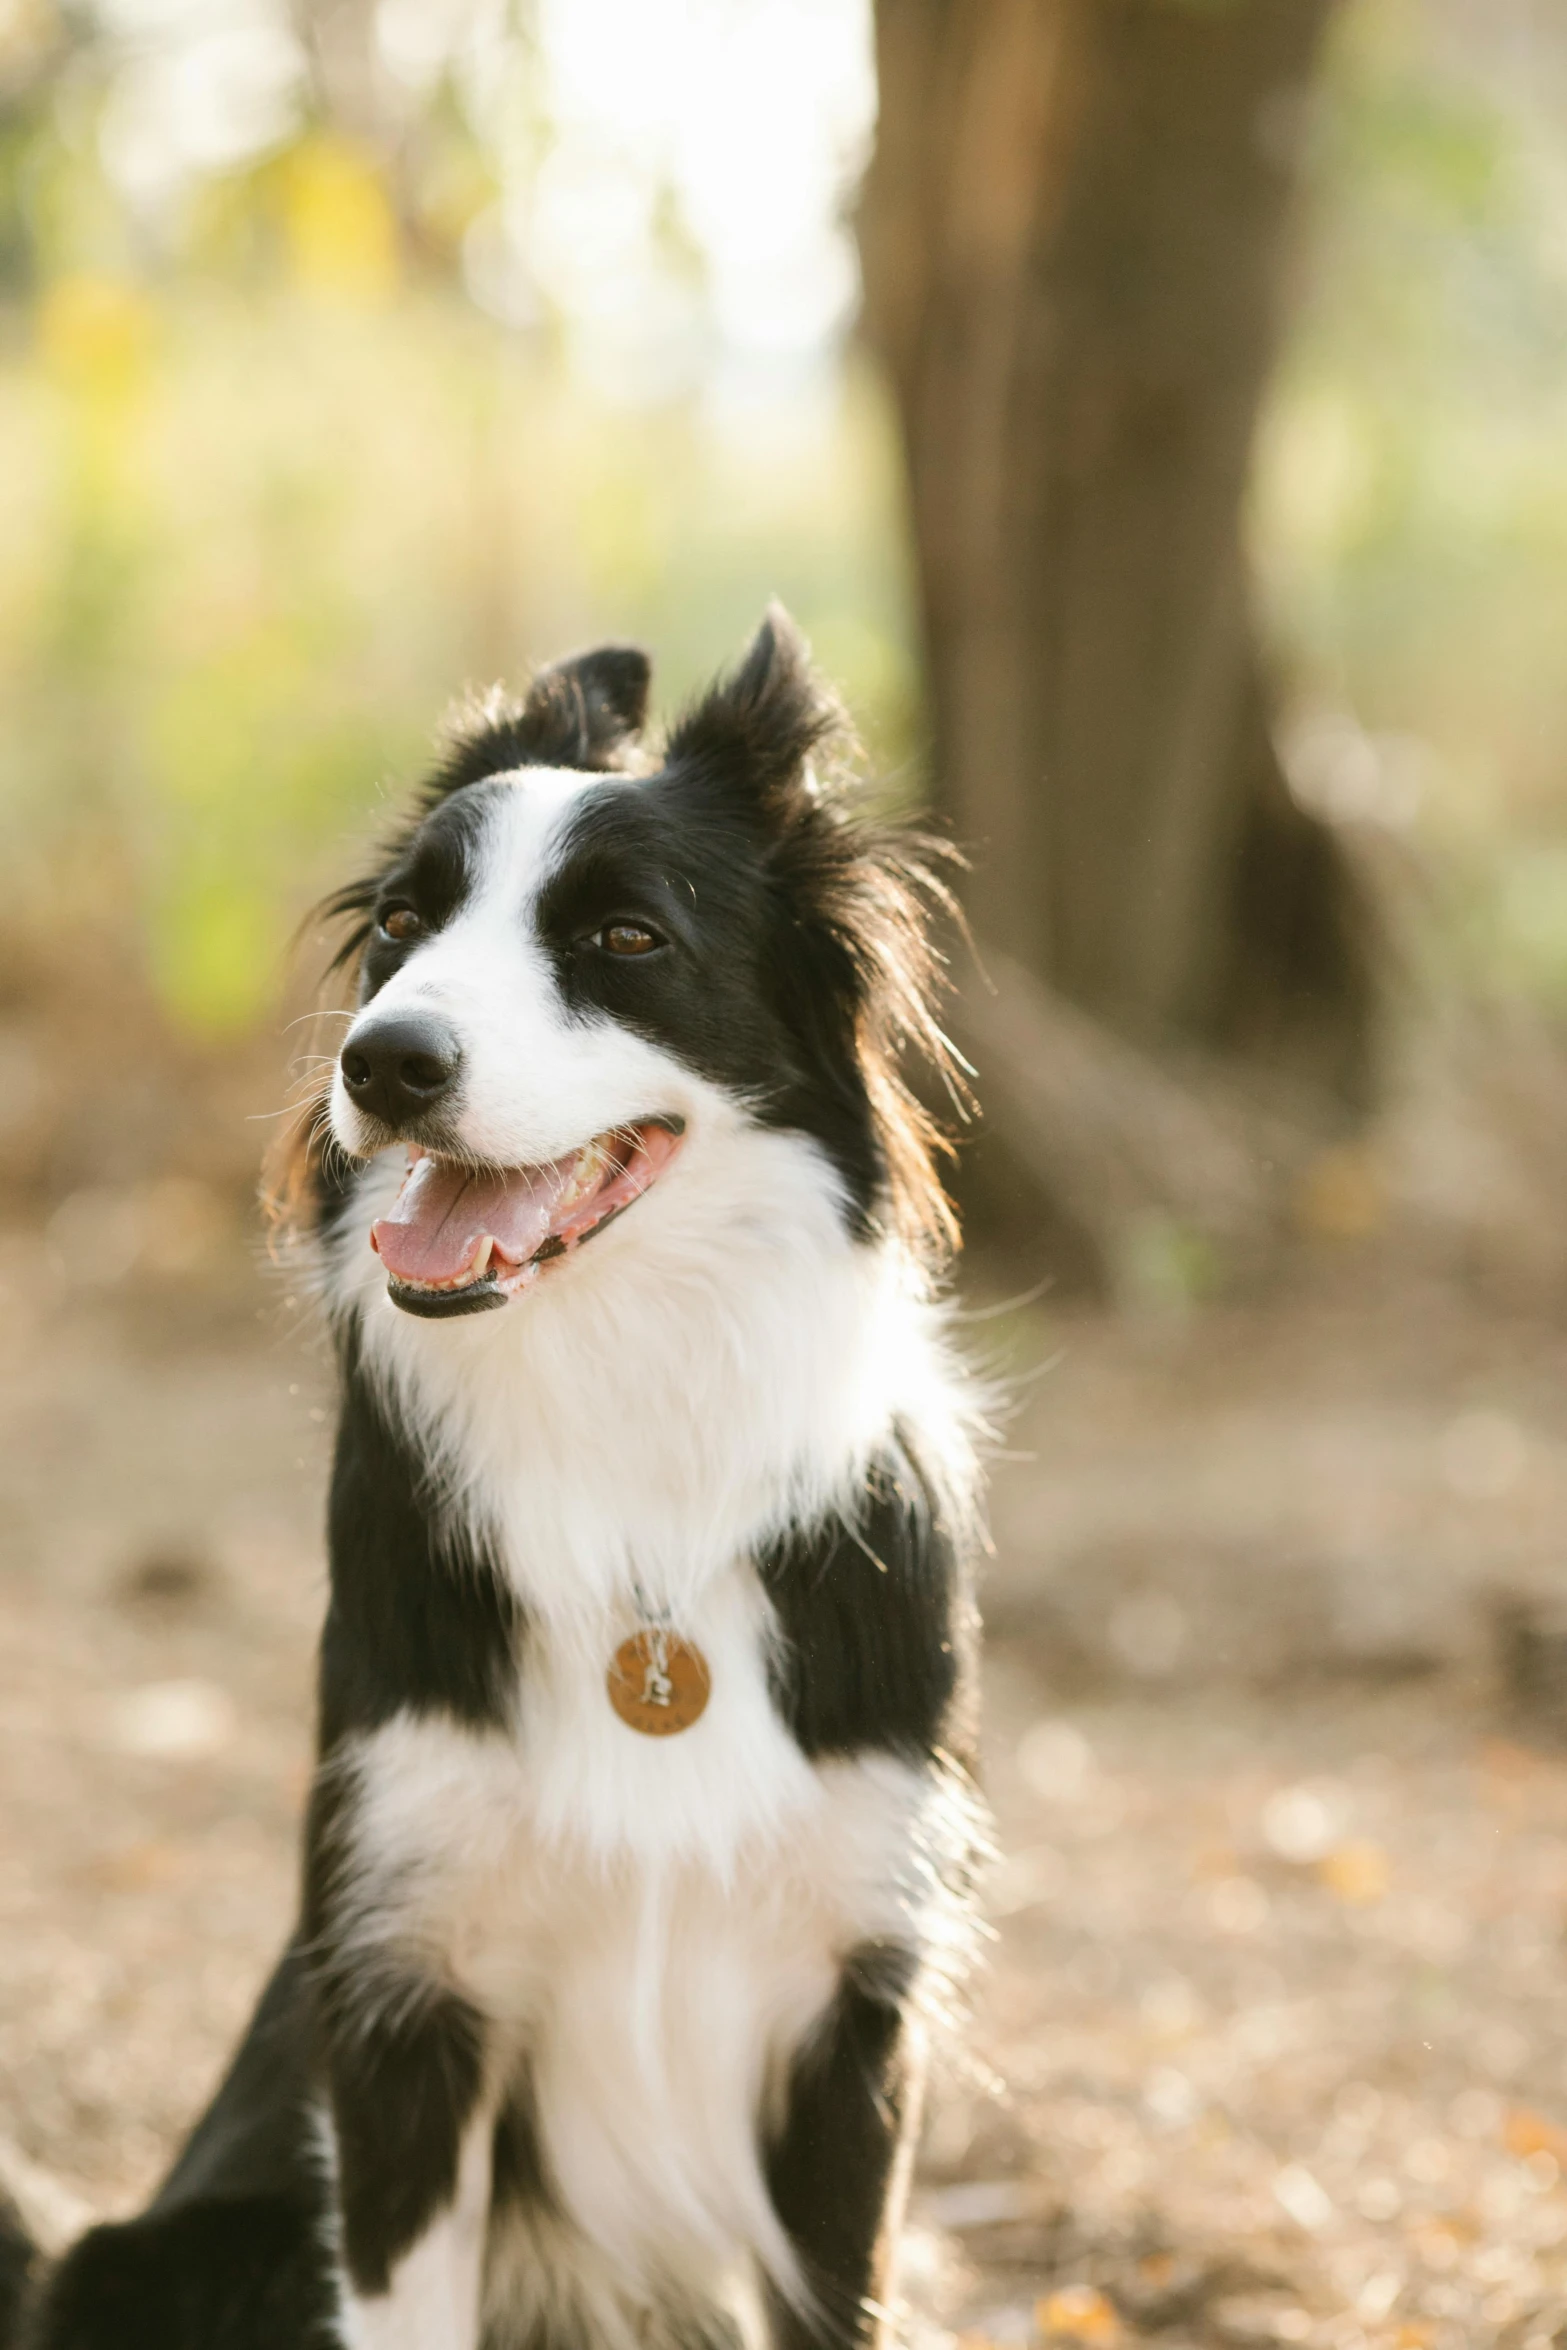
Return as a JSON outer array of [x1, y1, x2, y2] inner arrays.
[[8, 608, 985, 2350]]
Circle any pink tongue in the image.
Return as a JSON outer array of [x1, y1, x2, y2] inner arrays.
[[371, 1152, 583, 1286]]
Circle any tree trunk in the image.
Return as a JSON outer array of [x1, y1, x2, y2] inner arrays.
[[860, 0, 1373, 1105]]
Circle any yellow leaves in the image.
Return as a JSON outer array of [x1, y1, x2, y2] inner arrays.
[[280, 135, 399, 302], [1317, 1839, 1389, 1904], [35, 273, 153, 402], [1037, 2285, 1121, 2344]]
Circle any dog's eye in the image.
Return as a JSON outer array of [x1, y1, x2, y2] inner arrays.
[[380, 906, 422, 944], [598, 922, 661, 957]]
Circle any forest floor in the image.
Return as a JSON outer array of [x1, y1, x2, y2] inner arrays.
[[4, 1218, 1567, 2350]]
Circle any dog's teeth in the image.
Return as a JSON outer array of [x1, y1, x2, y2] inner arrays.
[[435, 1237, 494, 1291], [397, 1236, 496, 1296], [558, 1143, 607, 1210]]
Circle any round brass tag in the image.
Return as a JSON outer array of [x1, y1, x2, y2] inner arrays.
[[607, 1630, 711, 1737]]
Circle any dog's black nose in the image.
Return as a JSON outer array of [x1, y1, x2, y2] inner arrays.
[[340, 1015, 461, 1129]]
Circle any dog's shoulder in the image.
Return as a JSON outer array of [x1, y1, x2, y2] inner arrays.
[[758, 1420, 980, 1768]]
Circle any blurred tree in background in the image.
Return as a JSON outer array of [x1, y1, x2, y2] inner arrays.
[[861, 0, 1373, 1118]]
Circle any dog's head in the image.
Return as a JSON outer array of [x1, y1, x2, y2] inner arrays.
[[289, 607, 959, 1320]]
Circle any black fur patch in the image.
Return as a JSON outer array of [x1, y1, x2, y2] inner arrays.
[[155, 1946, 320, 2212], [323, 1981, 487, 2297], [27, 2195, 334, 2350], [765, 1943, 919, 2350], [760, 1434, 977, 1764], [490, 2064, 557, 2221], [307, 1356, 503, 2299], [317, 1333, 520, 1749], [0, 2192, 36, 2347]]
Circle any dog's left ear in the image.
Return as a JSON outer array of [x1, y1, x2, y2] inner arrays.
[[665, 604, 840, 812], [436, 643, 652, 794]]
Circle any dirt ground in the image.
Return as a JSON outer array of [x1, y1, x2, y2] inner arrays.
[[5, 1217, 1567, 2350]]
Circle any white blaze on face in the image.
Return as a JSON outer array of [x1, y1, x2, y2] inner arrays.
[[329, 770, 700, 1173]]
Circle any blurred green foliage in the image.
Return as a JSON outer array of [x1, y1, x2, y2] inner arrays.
[[0, 0, 910, 1037], [1255, 0, 1567, 1001], [0, 274, 915, 1037], [0, 132, 912, 1032]]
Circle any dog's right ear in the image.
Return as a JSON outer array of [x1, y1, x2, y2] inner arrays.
[[433, 643, 652, 795]]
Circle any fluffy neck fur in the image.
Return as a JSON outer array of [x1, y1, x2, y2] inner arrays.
[[323, 1094, 973, 1662]]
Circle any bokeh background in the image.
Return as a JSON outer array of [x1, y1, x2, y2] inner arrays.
[[8, 3, 1567, 2346]]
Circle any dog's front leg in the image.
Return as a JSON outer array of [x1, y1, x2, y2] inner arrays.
[[322, 1979, 493, 2350], [765, 1945, 923, 2350]]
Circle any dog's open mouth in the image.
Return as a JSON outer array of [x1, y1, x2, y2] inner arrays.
[[370, 1118, 685, 1319]]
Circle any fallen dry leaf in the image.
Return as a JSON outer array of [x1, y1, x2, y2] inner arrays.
[[1038, 2285, 1121, 2344], [1318, 1840, 1389, 1904], [1504, 2106, 1567, 2166]]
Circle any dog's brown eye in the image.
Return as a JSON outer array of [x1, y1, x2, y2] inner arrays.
[[601, 923, 659, 957], [381, 906, 422, 943]]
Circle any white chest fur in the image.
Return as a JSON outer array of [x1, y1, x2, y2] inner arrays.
[[336, 1634, 947, 2340]]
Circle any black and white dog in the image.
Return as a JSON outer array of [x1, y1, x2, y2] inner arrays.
[[14, 609, 985, 2350]]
